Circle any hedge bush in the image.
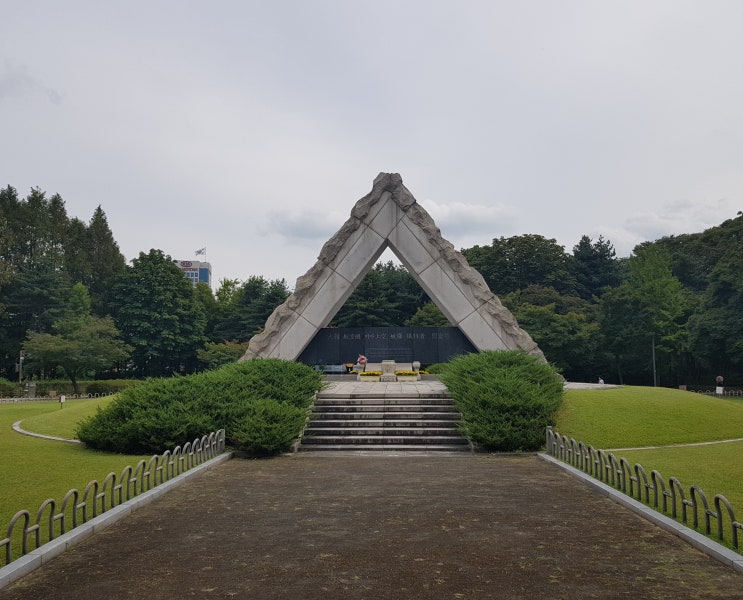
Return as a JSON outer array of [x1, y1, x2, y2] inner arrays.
[[230, 400, 309, 456], [76, 359, 323, 456], [0, 378, 19, 398], [438, 351, 563, 452]]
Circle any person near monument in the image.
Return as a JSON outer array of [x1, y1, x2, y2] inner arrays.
[[715, 375, 724, 395]]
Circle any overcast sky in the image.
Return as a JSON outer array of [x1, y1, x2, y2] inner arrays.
[[2, 1, 742, 289]]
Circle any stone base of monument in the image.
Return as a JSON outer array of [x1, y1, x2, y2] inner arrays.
[[380, 360, 397, 382], [396, 375, 421, 382], [352, 360, 423, 382]]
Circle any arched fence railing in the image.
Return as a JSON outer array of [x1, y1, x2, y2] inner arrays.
[[1, 429, 226, 567], [689, 389, 743, 397], [545, 426, 743, 552], [0, 392, 118, 404]]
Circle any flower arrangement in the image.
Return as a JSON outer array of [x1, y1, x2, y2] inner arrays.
[[395, 370, 418, 376], [359, 371, 382, 377]]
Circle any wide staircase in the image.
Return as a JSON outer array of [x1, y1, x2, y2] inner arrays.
[[298, 383, 471, 452]]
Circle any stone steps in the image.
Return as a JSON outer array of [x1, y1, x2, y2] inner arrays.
[[299, 392, 470, 452], [308, 419, 459, 427], [314, 397, 456, 405]]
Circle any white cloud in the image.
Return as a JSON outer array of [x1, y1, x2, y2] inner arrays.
[[261, 208, 346, 242], [419, 199, 519, 248], [3, 1, 743, 287], [0, 61, 62, 106]]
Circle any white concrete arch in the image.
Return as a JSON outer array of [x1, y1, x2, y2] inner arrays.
[[241, 173, 544, 362]]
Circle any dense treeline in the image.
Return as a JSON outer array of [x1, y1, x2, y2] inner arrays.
[[1, 184, 741, 388], [0, 186, 289, 386]]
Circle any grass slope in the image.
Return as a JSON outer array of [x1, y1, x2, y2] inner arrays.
[[619, 442, 743, 512], [556, 386, 743, 448], [555, 386, 743, 521], [20, 396, 116, 439], [0, 401, 149, 558]]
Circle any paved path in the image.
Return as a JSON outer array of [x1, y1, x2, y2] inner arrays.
[[319, 379, 451, 397], [1, 454, 742, 599], [3, 380, 742, 598]]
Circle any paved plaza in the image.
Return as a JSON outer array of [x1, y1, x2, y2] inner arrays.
[[1, 453, 742, 599]]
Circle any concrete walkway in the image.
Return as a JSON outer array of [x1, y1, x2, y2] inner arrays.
[[320, 380, 620, 397], [1, 454, 741, 599], [319, 379, 450, 398], [2, 380, 742, 598]]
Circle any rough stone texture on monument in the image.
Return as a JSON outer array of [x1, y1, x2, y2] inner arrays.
[[241, 173, 545, 362]]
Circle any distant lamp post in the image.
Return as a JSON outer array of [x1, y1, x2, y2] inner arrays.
[[18, 350, 24, 384]]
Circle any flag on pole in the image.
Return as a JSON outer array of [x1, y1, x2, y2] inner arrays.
[[195, 247, 206, 256]]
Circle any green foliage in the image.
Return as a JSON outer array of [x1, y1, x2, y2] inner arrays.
[[0, 187, 125, 377], [197, 340, 247, 370], [425, 363, 449, 375], [405, 302, 452, 326], [462, 234, 577, 296], [571, 235, 621, 300], [600, 246, 692, 385], [23, 287, 131, 394], [438, 351, 563, 451], [111, 249, 206, 376], [687, 220, 743, 380], [2, 180, 742, 389], [502, 286, 608, 382], [211, 276, 290, 342], [331, 261, 428, 327], [230, 400, 308, 456], [0, 377, 19, 397], [76, 359, 322, 455]]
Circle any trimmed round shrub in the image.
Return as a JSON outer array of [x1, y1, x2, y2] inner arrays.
[[438, 350, 563, 452], [76, 359, 322, 456], [229, 400, 308, 456]]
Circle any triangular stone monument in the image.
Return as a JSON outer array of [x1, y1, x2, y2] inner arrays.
[[241, 173, 545, 362]]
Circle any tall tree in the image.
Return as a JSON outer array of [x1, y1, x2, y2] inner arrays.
[[85, 206, 127, 314], [502, 285, 606, 381], [405, 302, 452, 327], [462, 234, 577, 296], [23, 284, 131, 393], [63, 217, 91, 286], [331, 261, 428, 327], [112, 249, 206, 376], [688, 226, 743, 382], [599, 246, 691, 385], [212, 276, 290, 342], [571, 235, 621, 300]]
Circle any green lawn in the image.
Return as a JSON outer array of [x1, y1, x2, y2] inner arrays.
[[556, 386, 743, 448], [555, 386, 743, 523], [19, 396, 116, 439], [618, 442, 743, 511], [0, 399, 149, 558]]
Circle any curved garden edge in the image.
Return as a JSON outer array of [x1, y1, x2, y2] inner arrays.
[[11, 420, 81, 445]]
